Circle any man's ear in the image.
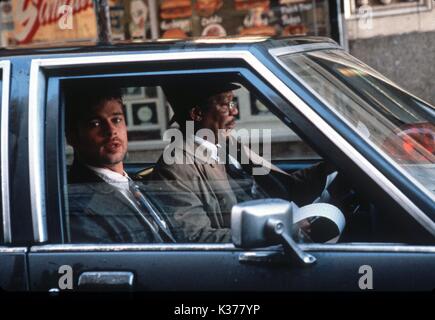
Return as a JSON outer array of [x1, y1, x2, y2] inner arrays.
[[189, 107, 203, 122]]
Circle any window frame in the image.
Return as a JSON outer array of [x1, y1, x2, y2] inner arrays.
[[0, 60, 11, 244], [29, 48, 433, 250], [47, 65, 316, 244]]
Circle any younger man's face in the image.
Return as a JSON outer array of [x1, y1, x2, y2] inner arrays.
[[71, 98, 128, 171]]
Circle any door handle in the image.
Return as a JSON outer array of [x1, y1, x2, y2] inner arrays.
[[78, 271, 134, 291]]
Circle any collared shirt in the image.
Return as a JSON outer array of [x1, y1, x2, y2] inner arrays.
[[86, 164, 130, 191], [87, 164, 143, 213], [193, 135, 242, 169]]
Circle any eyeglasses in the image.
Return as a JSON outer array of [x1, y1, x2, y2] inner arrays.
[[211, 99, 238, 113]]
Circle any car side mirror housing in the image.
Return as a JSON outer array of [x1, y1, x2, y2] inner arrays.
[[231, 198, 295, 248], [231, 198, 316, 266]]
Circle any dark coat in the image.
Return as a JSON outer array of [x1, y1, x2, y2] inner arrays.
[[67, 161, 165, 243]]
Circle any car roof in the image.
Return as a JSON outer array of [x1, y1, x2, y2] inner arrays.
[[0, 36, 338, 57]]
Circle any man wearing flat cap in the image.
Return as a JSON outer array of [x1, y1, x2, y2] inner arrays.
[[151, 79, 335, 243]]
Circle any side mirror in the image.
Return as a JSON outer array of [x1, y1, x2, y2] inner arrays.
[[231, 199, 316, 266]]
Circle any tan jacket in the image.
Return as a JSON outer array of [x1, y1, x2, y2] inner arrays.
[[149, 137, 331, 243]]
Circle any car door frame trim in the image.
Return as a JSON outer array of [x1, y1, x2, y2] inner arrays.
[[29, 243, 435, 254], [0, 60, 11, 244], [0, 247, 27, 253], [269, 43, 340, 56], [29, 48, 434, 243]]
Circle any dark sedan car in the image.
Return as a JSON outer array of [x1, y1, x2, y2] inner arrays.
[[0, 36, 434, 292]]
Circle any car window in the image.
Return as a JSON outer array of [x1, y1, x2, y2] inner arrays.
[[62, 74, 426, 246], [63, 77, 336, 244]]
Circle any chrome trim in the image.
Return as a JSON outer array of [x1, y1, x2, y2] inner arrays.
[[29, 47, 434, 242], [0, 60, 11, 244], [30, 243, 237, 253], [271, 52, 435, 220], [239, 251, 286, 264], [0, 247, 28, 253], [301, 243, 435, 254], [32, 50, 251, 68], [269, 43, 340, 57], [29, 60, 48, 242], [78, 271, 134, 288], [29, 243, 435, 254]]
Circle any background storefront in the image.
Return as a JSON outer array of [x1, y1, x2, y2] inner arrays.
[[106, 0, 337, 41]]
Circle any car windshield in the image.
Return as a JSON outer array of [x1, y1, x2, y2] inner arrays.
[[277, 49, 435, 197]]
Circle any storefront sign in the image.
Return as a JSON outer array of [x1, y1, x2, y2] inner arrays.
[[12, 0, 97, 44]]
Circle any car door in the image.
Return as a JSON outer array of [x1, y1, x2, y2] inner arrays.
[[25, 47, 435, 292]]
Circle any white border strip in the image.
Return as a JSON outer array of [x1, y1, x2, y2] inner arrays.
[[28, 48, 434, 243], [0, 60, 11, 243]]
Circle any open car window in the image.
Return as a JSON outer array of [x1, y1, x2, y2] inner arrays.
[[64, 78, 327, 244], [61, 71, 431, 246]]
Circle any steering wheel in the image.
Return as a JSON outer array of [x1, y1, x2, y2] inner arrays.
[[321, 171, 362, 214], [297, 170, 365, 243]]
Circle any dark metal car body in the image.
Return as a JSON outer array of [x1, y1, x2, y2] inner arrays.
[[0, 36, 434, 292]]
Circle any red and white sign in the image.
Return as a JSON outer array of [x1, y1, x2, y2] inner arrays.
[[11, 0, 97, 45]]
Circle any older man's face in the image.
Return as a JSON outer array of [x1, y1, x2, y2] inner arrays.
[[199, 91, 238, 139], [72, 98, 128, 173]]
